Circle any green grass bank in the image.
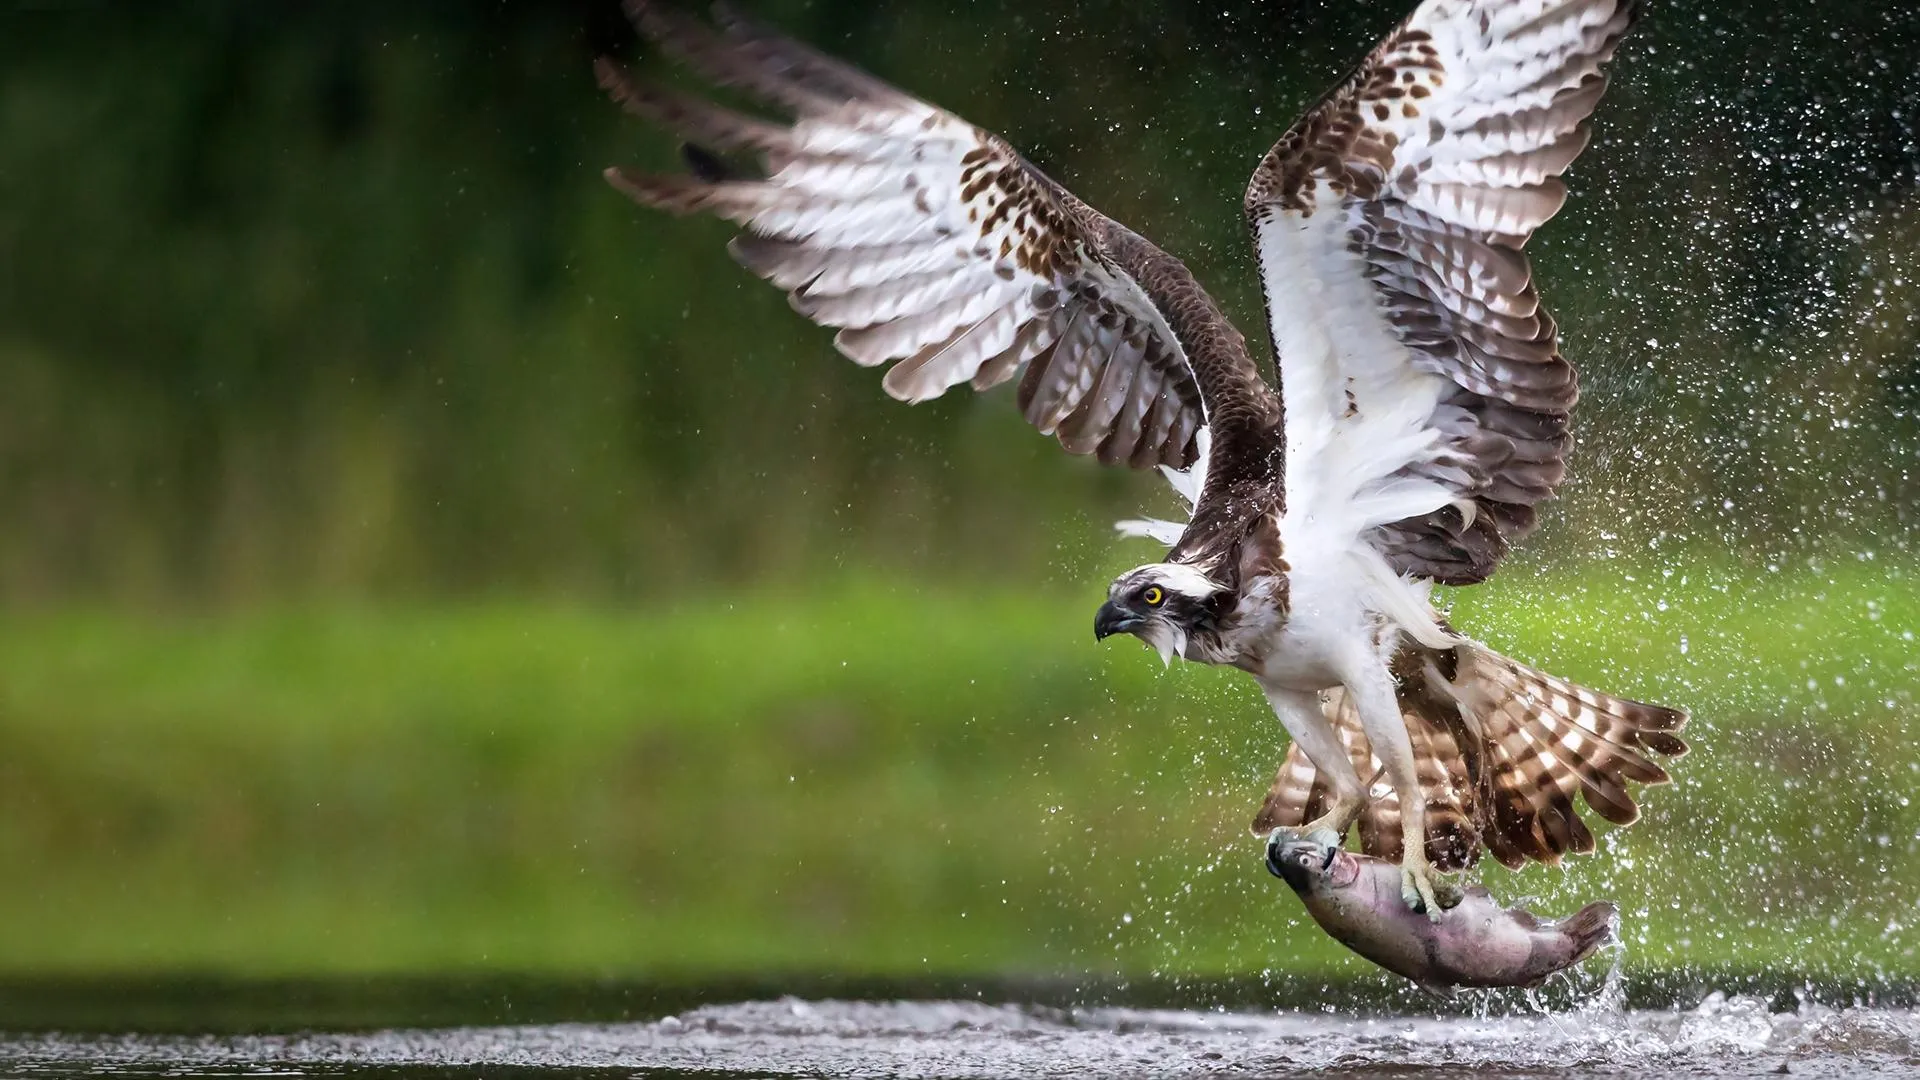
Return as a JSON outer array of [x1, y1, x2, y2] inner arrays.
[[1, 560, 1915, 981]]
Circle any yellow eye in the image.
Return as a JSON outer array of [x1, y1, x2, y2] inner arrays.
[[1142, 585, 1165, 607]]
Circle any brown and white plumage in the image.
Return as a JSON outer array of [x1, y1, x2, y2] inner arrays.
[[1254, 641, 1686, 873], [600, 0, 1686, 906], [598, 1, 1279, 472], [1246, 0, 1639, 586], [1223, 0, 1685, 884]]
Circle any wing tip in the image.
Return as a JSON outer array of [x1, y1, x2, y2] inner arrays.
[[879, 361, 944, 404], [602, 166, 703, 214], [592, 55, 626, 94]]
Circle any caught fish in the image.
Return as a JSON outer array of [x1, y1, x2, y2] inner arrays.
[[1266, 830, 1616, 992]]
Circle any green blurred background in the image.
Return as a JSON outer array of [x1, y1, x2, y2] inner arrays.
[[0, 0, 1917, 992]]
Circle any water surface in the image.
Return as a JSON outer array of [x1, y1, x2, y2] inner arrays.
[[6, 987, 1919, 1079]]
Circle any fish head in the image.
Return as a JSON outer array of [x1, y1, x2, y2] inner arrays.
[[1263, 830, 1356, 895]]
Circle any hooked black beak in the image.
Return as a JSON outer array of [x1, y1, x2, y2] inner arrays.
[[1093, 600, 1144, 641]]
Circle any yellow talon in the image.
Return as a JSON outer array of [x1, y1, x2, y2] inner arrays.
[[1400, 857, 1444, 922]]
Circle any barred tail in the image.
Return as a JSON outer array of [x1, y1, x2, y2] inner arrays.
[[1252, 641, 1688, 872], [1454, 643, 1688, 868], [1252, 678, 1483, 871]]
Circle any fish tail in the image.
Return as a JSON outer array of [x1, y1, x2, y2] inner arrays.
[[1558, 900, 1618, 963]]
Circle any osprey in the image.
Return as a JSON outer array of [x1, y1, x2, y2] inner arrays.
[[600, 0, 1688, 914]]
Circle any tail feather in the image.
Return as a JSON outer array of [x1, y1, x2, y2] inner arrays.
[[1454, 644, 1688, 868], [1252, 640, 1687, 872], [1254, 682, 1481, 872], [1253, 735, 1331, 834]]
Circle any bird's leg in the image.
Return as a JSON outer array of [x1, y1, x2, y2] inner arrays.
[[1340, 651, 1447, 921], [1260, 685, 1368, 847]]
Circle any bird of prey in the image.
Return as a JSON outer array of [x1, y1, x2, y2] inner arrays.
[[598, 0, 1687, 914]]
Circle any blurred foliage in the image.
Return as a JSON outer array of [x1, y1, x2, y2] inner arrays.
[[0, 0, 1916, 601], [1, 562, 1917, 978], [0, 0, 1918, 985]]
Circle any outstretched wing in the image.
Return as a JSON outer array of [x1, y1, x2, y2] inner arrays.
[[1245, 0, 1638, 584], [602, 1, 1273, 470]]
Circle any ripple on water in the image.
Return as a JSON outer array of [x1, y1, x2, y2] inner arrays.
[[3, 994, 1919, 1079]]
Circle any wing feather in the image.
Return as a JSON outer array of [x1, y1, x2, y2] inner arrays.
[[1102, 361, 1166, 468], [600, 3, 1276, 470], [973, 317, 1056, 392], [793, 264, 999, 328], [1059, 334, 1142, 453], [1246, 0, 1639, 585], [833, 281, 1022, 370], [883, 306, 1025, 402]]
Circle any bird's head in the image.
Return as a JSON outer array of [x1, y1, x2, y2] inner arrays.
[[1094, 563, 1228, 666]]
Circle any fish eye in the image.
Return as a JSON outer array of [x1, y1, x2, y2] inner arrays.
[[1141, 585, 1165, 607]]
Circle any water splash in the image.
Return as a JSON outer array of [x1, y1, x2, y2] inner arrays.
[[7, 996, 1920, 1079]]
